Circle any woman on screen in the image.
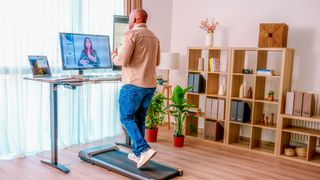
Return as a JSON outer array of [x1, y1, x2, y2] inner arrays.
[[78, 37, 100, 67]]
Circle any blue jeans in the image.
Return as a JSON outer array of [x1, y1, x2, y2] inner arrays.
[[119, 84, 156, 157]]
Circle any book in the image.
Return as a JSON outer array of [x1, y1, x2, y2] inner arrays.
[[257, 69, 275, 76], [208, 57, 220, 72]]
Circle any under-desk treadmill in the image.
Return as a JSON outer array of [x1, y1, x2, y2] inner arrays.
[[79, 144, 183, 180]]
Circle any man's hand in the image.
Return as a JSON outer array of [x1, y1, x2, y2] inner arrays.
[[111, 48, 118, 60]]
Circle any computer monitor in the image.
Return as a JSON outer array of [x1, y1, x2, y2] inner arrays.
[[59, 32, 112, 75], [113, 15, 129, 71]]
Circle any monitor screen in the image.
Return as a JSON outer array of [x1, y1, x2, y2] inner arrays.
[[60, 32, 112, 70], [113, 15, 129, 71]]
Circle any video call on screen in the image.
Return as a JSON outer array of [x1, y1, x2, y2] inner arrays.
[[60, 33, 112, 69]]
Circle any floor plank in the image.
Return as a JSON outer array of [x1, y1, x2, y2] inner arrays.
[[1, 127, 320, 180]]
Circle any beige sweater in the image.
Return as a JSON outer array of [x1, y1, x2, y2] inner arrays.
[[112, 23, 160, 88]]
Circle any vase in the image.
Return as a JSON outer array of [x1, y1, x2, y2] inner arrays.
[[206, 32, 214, 46]]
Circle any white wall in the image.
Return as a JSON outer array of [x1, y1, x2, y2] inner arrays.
[[143, 0, 173, 52], [169, 0, 320, 92], [144, 0, 320, 129]]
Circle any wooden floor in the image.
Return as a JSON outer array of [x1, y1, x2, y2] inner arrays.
[[1, 128, 320, 180]]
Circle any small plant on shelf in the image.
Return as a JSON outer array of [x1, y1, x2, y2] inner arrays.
[[268, 90, 274, 101]]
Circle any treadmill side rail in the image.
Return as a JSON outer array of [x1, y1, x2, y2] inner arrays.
[[79, 144, 119, 158]]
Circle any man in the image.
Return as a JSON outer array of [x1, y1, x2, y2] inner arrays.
[[111, 9, 160, 169]]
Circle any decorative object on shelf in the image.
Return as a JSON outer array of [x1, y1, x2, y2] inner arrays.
[[247, 87, 253, 99], [239, 83, 244, 98], [284, 148, 295, 157], [264, 115, 269, 126], [199, 18, 219, 46], [258, 23, 288, 48], [164, 85, 194, 147], [269, 113, 275, 126], [198, 57, 204, 71], [218, 84, 226, 96], [268, 90, 274, 101], [262, 113, 266, 125], [145, 93, 165, 142], [159, 52, 180, 129], [242, 68, 254, 74], [295, 147, 307, 157]]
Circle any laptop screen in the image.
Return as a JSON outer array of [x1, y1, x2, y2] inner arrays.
[[28, 55, 52, 77]]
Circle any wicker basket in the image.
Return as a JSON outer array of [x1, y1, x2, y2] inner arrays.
[[295, 147, 307, 157], [284, 148, 295, 157]]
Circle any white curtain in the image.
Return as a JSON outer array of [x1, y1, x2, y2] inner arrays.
[[0, 0, 124, 159]]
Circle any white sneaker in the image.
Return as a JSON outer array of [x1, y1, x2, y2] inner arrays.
[[128, 153, 140, 164], [137, 148, 157, 169]]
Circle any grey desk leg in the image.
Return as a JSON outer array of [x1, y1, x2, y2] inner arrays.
[[115, 132, 132, 148], [41, 83, 70, 173]]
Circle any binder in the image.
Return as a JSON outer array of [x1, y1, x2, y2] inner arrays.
[[205, 98, 212, 118], [188, 73, 194, 92], [237, 102, 251, 123], [285, 92, 294, 115], [302, 93, 315, 117], [211, 99, 218, 119], [217, 99, 225, 120], [230, 101, 238, 121], [293, 92, 304, 116]]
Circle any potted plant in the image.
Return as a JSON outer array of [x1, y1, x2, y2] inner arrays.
[[165, 85, 194, 147], [268, 90, 274, 101], [145, 93, 165, 142]]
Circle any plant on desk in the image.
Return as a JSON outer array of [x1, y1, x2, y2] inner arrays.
[[165, 85, 194, 147], [145, 93, 165, 142]]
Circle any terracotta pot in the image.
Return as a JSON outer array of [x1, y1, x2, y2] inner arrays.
[[145, 128, 158, 142], [268, 96, 274, 101], [173, 135, 185, 147]]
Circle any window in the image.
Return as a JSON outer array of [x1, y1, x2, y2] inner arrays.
[[0, 0, 124, 159]]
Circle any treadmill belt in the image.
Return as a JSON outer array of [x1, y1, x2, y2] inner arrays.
[[93, 150, 180, 180]]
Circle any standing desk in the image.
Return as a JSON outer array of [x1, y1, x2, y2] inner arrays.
[[24, 76, 121, 173]]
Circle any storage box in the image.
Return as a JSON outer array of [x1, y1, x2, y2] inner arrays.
[[293, 92, 304, 116], [302, 93, 315, 117], [285, 92, 295, 115], [204, 120, 224, 141], [258, 23, 288, 48]]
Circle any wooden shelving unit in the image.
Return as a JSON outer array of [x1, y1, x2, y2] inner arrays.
[[279, 114, 320, 167], [185, 47, 320, 166], [226, 47, 294, 156], [186, 47, 231, 144]]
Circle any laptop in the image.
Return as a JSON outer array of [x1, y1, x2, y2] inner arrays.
[[28, 55, 52, 78]]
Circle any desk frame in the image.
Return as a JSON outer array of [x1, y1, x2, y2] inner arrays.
[[24, 77, 121, 173]]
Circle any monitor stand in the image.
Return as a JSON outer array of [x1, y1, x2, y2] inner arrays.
[[71, 69, 84, 79], [79, 69, 84, 76]]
